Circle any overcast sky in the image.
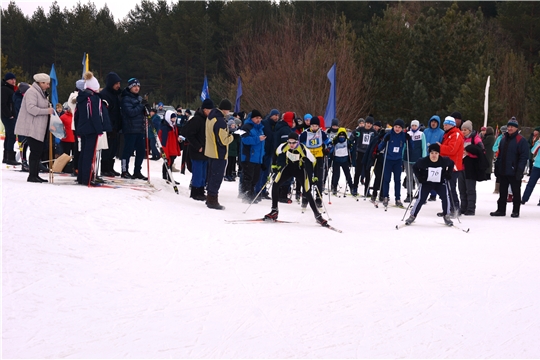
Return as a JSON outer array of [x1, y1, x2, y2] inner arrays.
[[0, 0, 169, 21]]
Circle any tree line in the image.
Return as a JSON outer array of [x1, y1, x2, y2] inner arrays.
[[2, 1, 539, 130]]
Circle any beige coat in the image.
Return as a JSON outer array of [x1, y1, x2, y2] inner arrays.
[[14, 82, 51, 141]]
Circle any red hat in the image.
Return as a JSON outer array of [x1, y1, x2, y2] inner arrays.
[[283, 112, 294, 128]]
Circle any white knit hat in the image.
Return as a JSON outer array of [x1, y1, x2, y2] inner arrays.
[[411, 120, 420, 127], [83, 71, 100, 92], [33, 73, 50, 83]]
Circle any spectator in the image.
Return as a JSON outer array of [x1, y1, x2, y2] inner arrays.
[[14, 73, 53, 182], [1, 72, 19, 165], [99, 72, 123, 176]]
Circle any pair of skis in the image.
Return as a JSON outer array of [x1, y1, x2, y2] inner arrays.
[[395, 222, 470, 233], [226, 218, 342, 233]]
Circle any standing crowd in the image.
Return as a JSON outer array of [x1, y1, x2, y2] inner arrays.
[[3, 71, 540, 225]]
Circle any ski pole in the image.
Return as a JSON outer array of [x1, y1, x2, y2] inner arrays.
[[314, 183, 331, 220], [401, 186, 420, 221], [378, 140, 389, 203], [445, 180, 462, 223], [145, 115, 151, 183], [243, 171, 278, 214]]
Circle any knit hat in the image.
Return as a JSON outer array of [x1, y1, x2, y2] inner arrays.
[[481, 126, 487, 131], [461, 120, 473, 131], [33, 73, 50, 83], [310, 117, 320, 126], [428, 143, 441, 153], [450, 111, 462, 120], [185, 109, 192, 115], [501, 125, 508, 133], [105, 72, 121, 88], [411, 120, 420, 127], [331, 118, 339, 127], [358, 118, 365, 124], [227, 119, 236, 128], [251, 109, 263, 118], [4, 72, 16, 80], [75, 79, 85, 91], [303, 114, 312, 121], [219, 99, 232, 111], [149, 108, 157, 113], [373, 121, 382, 128], [127, 78, 140, 89], [394, 118, 405, 128], [365, 116, 374, 124], [84, 71, 100, 92], [443, 116, 456, 127], [283, 112, 294, 128], [17, 82, 30, 94], [269, 109, 280, 117], [507, 116, 519, 128], [201, 98, 214, 110], [288, 132, 299, 140]]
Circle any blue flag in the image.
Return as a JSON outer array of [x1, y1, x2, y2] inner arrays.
[[81, 52, 86, 78], [200, 75, 210, 101], [235, 76, 242, 113], [50, 63, 58, 107], [323, 63, 336, 128]]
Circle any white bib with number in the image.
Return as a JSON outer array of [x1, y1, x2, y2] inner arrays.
[[427, 167, 442, 183]]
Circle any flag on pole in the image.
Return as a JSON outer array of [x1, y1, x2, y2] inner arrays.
[[85, 53, 90, 73], [50, 63, 58, 107], [235, 76, 242, 113], [81, 53, 86, 78], [323, 63, 336, 128], [200, 75, 210, 101], [483, 75, 490, 128]]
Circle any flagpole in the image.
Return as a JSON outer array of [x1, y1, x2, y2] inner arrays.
[[483, 76, 490, 128]]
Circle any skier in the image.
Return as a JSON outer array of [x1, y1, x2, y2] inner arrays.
[[405, 143, 455, 226], [265, 132, 329, 227]]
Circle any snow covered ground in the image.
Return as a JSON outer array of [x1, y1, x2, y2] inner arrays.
[[2, 150, 540, 358]]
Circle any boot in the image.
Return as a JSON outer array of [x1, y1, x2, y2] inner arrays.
[[493, 182, 500, 194], [6, 151, 21, 166], [405, 215, 415, 225], [395, 200, 404, 208], [206, 194, 225, 210], [132, 172, 148, 181], [315, 213, 328, 227], [27, 159, 43, 183], [1, 151, 6, 164], [404, 194, 412, 203], [264, 208, 279, 221], [192, 187, 206, 201], [20, 160, 29, 172], [443, 214, 453, 226], [382, 197, 389, 207], [490, 211, 505, 217]]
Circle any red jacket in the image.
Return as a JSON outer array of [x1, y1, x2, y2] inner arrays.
[[159, 124, 181, 162], [440, 126, 464, 171], [59, 112, 75, 142]]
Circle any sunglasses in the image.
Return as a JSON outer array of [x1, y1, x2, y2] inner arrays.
[[287, 140, 298, 145]]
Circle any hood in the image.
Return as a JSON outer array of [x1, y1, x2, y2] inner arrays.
[[164, 110, 176, 127], [429, 115, 441, 127], [105, 72, 122, 90], [282, 112, 294, 128], [337, 127, 348, 137]]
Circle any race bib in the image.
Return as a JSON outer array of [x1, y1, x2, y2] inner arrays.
[[427, 167, 442, 182], [362, 133, 371, 145], [393, 147, 400, 153], [287, 151, 300, 162]]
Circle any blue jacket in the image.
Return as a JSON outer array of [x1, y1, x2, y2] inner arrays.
[[240, 117, 265, 164], [423, 115, 445, 151], [120, 88, 146, 134], [495, 131, 530, 177], [74, 90, 112, 136], [378, 130, 411, 161]]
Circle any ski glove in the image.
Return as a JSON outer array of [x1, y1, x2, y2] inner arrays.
[[312, 176, 318, 182], [271, 165, 281, 173]]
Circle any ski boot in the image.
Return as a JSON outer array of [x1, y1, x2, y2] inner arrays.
[[315, 213, 328, 227], [395, 200, 404, 208], [264, 208, 279, 221], [405, 215, 415, 225], [428, 195, 436, 201], [443, 214, 453, 226], [351, 187, 358, 197], [382, 197, 389, 208]]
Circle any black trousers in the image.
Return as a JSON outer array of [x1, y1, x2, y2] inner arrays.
[[410, 182, 450, 217], [496, 175, 522, 215], [241, 161, 261, 195], [272, 164, 318, 215]]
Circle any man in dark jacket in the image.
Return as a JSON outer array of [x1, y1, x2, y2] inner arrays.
[[352, 115, 376, 196], [120, 77, 148, 180], [240, 110, 266, 202], [182, 98, 214, 201], [1, 72, 19, 165], [255, 108, 280, 199], [490, 117, 530, 218], [99, 72, 122, 176]]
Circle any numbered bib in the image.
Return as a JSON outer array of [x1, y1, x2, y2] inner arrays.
[[287, 151, 300, 162], [362, 133, 371, 145], [427, 167, 442, 182], [393, 147, 400, 153]]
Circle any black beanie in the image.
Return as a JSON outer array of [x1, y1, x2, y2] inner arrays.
[[310, 117, 320, 126], [366, 116, 374, 124], [251, 109, 263, 118], [428, 143, 441, 153], [202, 98, 214, 110], [394, 118, 405, 128], [219, 99, 232, 111], [288, 132, 299, 140], [450, 111, 462, 120]]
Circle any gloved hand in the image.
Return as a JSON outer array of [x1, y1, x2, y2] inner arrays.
[[405, 133, 411, 141], [384, 134, 390, 143], [312, 176, 318, 183], [271, 165, 281, 174], [323, 148, 330, 155]]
